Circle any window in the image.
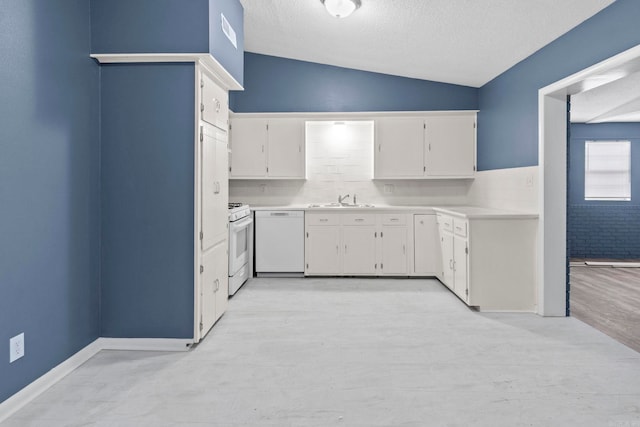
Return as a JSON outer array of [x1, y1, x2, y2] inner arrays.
[[584, 140, 631, 201]]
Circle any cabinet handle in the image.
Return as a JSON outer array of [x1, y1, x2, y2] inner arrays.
[[378, 144, 381, 152], [214, 98, 221, 113], [355, 218, 364, 222], [402, 244, 405, 254], [261, 145, 264, 153], [390, 218, 398, 222], [449, 259, 453, 270], [453, 260, 456, 271], [214, 278, 219, 292], [319, 218, 328, 222], [420, 220, 424, 225], [345, 244, 347, 254], [336, 245, 339, 254]]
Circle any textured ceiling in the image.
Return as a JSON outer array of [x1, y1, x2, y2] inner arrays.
[[571, 72, 640, 123], [240, 0, 615, 88]]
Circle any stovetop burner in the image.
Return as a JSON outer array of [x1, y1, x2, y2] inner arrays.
[[228, 202, 244, 209]]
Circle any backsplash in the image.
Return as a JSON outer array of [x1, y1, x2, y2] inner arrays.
[[468, 166, 539, 212], [229, 120, 472, 206]]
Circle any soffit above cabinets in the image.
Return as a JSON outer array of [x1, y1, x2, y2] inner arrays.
[[240, 0, 614, 88]]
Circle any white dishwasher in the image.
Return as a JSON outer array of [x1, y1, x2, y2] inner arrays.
[[255, 211, 305, 276]]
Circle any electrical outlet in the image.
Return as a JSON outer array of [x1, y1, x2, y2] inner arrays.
[[384, 184, 394, 194], [525, 174, 534, 188], [10, 333, 24, 363]]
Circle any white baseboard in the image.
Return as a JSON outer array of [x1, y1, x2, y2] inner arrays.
[[99, 337, 193, 352], [0, 339, 102, 423], [585, 261, 640, 268], [0, 337, 193, 423]]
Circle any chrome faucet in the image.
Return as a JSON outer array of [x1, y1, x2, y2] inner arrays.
[[338, 194, 351, 204]]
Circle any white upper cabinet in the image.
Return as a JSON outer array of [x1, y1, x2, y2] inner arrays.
[[374, 112, 476, 179], [229, 118, 267, 177], [375, 117, 425, 178], [267, 119, 305, 178], [425, 115, 476, 177], [201, 73, 229, 132], [230, 117, 305, 179]]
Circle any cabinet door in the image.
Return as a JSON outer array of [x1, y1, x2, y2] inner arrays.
[[380, 226, 408, 275], [375, 117, 425, 178], [201, 125, 229, 251], [413, 214, 439, 275], [305, 225, 341, 275], [200, 242, 225, 336], [440, 232, 455, 289], [453, 234, 469, 302], [230, 118, 267, 177], [343, 226, 377, 275], [213, 241, 229, 322], [267, 119, 305, 178], [425, 115, 476, 177], [201, 73, 228, 131]]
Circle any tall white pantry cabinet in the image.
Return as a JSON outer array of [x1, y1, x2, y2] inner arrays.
[[198, 70, 230, 340]]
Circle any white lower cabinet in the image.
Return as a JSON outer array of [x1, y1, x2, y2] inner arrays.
[[200, 241, 228, 336], [452, 233, 469, 301], [438, 215, 469, 302], [343, 226, 377, 275], [413, 214, 440, 275], [436, 211, 537, 311], [305, 225, 341, 275], [305, 212, 409, 276], [380, 226, 407, 275]]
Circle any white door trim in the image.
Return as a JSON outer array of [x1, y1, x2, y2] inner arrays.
[[538, 43, 640, 316]]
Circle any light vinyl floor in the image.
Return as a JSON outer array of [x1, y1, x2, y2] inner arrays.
[[3, 278, 640, 427]]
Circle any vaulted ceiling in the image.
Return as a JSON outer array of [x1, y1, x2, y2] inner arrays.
[[241, 0, 640, 123], [240, 0, 615, 88]]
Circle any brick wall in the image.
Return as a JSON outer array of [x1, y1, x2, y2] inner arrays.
[[568, 204, 640, 258]]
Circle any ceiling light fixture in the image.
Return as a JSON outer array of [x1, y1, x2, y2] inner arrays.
[[321, 0, 361, 18]]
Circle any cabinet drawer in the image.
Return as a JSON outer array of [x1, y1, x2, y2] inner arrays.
[[437, 214, 454, 232], [306, 213, 339, 226], [453, 218, 467, 237], [381, 214, 407, 225], [341, 213, 376, 226]]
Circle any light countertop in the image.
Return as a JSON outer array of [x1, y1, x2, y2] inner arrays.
[[247, 204, 538, 219]]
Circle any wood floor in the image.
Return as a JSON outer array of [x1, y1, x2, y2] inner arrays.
[[570, 264, 640, 353]]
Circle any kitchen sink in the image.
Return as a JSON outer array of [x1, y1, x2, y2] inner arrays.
[[307, 203, 375, 208]]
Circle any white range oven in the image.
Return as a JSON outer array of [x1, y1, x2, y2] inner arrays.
[[228, 203, 252, 296]]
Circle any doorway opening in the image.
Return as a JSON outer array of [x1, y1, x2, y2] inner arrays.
[[539, 44, 640, 335]]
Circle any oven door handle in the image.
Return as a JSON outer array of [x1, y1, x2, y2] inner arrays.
[[229, 216, 253, 231]]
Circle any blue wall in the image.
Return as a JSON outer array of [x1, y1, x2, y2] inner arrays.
[[477, 0, 640, 171], [210, 0, 244, 86], [90, 0, 244, 86], [0, 0, 100, 402], [100, 64, 195, 339], [90, 0, 209, 54], [230, 53, 478, 112], [568, 123, 640, 258]]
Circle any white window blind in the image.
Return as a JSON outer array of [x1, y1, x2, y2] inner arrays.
[[584, 140, 631, 201]]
